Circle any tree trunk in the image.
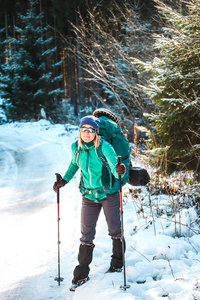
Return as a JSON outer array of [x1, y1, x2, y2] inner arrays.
[[13, 15, 16, 54], [69, 40, 78, 116], [76, 13, 84, 110], [54, 17, 58, 88], [5, 11, 8, 62]]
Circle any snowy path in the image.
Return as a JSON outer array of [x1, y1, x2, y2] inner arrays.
[[0, 122, 82, 300]]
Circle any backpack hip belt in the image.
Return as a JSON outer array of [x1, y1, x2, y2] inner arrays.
[[81, 185, 109, 197]]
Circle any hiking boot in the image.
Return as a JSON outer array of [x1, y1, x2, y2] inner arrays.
[[72, 243, 95, 283], [109, 238, 125, 271]]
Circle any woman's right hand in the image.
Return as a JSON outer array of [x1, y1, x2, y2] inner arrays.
[[53, 179, 67, 193], [115, 163, 126, 175]]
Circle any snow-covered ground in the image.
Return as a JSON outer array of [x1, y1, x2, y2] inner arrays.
[[0, 120, 200, 300]]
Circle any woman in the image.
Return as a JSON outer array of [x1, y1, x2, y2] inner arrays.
[[53, 115, 125, 287]]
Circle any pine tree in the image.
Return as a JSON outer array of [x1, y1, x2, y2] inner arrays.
[[2, 0, 62, 121], [140, 0, 200, 173], [0, 19, 16, 111]]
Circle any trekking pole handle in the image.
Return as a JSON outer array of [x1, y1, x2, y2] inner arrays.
[[55, 173, 62, 183], [117, 156, 122, 165], [117, 156, 122, 193], [55, 173, 62, 204]]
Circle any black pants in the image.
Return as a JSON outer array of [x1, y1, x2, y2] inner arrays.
[[80, 193, 121, 244], [72, 193, 123, 283]]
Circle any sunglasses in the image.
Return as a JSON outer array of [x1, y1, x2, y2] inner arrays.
[[79, 127, 97, 133]]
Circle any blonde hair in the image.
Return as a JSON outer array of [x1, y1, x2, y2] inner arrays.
[[78, 132, 100, 149]]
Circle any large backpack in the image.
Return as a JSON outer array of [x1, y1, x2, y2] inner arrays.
[[93, 108, 130, 188], [93, 108, 150, 187]]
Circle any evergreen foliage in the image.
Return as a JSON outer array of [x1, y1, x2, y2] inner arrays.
[[0, 0, 157, 122], [0, 28, 15, 104], [1, 0, 62, 120], [139, 0, 200, 173]]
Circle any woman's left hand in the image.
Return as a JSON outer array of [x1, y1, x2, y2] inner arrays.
[[115, 163, 126, 175], [53, 179, 67, 193]]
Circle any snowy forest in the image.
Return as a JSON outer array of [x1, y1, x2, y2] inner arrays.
[[0, 0, 200, 174], [0, 0, 200, 299]]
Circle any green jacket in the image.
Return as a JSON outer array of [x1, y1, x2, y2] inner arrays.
[[63, 139, 123, 202]]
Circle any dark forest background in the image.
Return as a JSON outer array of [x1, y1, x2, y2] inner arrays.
[[0, 0, 199, 174]]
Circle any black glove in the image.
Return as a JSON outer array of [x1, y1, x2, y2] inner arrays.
[[115, 163, 126, 175], [53, 179, 67, 193]]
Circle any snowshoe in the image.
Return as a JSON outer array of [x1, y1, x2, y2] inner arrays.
[[106, 266, 122, 273], [69, 276, 89, 292]]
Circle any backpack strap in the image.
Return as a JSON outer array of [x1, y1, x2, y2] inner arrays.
[[95, 139, 106, 165], [95, 138, 113, 189], [75, 141, 93, 168], [74, 141, 80, 167]]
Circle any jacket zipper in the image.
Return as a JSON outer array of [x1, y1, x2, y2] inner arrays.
[[86, 148, 95, 189]]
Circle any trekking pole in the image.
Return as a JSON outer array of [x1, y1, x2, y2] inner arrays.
[[54, 173, 64, 286], [117, 156, 130, 291]]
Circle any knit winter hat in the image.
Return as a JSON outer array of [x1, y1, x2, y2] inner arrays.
[[80, 115, 100, 129]]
